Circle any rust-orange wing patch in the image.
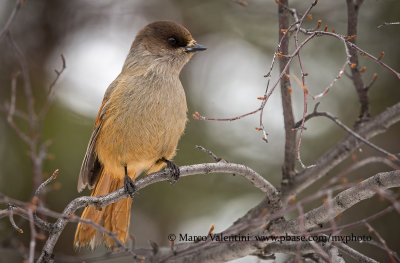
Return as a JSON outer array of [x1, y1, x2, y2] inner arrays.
[[95, 99, 107, 126]]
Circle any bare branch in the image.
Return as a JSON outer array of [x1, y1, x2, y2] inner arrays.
[[365, 223, 397, 263], [283, 101, 400, 202], [34, 169, 59, 198], [334, 242, 379, 263], [377, 22, 400, 28], [36, 162, 279, 262], [346, 0, 370, 122], [294, 105, 398, 161], [7, 32, 36, 133], [273, 170, 400, 233], [289, 0, 318, 170], [323, 156, 400, 189], [299, 30, 400, 81], [8, 204, 23, 233], [0, 102, 28, 120], [195, 145, 224, 162], [28, 208, 37, 263], [278, 0, 296, 181], [38, 54, 66, 120], [231, 0, 248, 7], [0, 0, 23, 42], [5, 72, 31, 144], [309, 205, 395, 238]]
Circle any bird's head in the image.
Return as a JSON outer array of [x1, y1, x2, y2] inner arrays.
[[124, 21, 206, 74]]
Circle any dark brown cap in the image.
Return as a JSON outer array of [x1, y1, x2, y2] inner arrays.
[[132, 21, 206, 55]]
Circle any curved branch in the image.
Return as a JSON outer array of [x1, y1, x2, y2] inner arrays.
[[36, 162, 279, 263]]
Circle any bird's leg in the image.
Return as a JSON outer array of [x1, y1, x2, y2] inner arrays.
[[160, 157, 180, 183], [124, 165, 135, 199]]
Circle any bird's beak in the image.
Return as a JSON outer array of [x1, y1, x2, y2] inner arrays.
[[185, 44, 207, 52]]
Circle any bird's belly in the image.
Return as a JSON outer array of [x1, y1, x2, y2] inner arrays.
[[95, 102, 187, 177]]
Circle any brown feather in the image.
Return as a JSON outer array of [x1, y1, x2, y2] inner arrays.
[[74, 170, 135, 248]]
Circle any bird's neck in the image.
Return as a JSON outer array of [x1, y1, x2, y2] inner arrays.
[[121, 47, 187, 78]]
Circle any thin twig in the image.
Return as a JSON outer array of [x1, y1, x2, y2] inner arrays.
[[299, 30, 400, 81], [294, 104, 398, 161], [7, 32, 36, 133], [6, 72, 30, 144], [28, 208, 37, 263], [377, 22, 400, 29], [39, 54, 66, 120], [273, 170, 400, 233], [231, 0, 248, 7], [290, 0, 318, 169], [322, 156, 400, 189], [34, 169, 60, 198], [364, 240, 400, 262], [0, 103, 28, 120], [8, 204, 23, 233], [311, 37, 351, 99], [309, 205, 395, 237], [7, 72, 18, 121], [0, 0, 23, 42], [195, 145, 224, 162], [365, 223, 397, 263]]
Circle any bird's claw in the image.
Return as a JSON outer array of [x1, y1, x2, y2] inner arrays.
[[161, 158, 180, 184]]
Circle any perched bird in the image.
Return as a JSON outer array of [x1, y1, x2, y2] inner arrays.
[[74, 21, 206, 249]]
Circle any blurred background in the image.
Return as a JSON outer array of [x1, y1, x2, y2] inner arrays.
[[0, 0, 399, 262]]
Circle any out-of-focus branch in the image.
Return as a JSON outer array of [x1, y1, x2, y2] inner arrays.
[[365, 222, 397, 263], [5, 32, 66, 198], [28, 208, 37, 263], [7, 31, 42, 193], [377, 22, 400, 28], [5, 72, 30, 144], [231, 0, 248, 7], [0, 0, 23, 41], [38, 54, 66, 120]]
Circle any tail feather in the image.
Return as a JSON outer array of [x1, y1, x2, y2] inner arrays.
[[74, 170, 134, 249], [103, 179, 132, 247]]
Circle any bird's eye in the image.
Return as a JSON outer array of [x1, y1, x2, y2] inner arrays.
[[168, 37, 177, 46]]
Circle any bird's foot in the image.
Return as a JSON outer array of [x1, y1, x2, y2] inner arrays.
[[161, 158, 180, 184], [124, 166, 136, 199]]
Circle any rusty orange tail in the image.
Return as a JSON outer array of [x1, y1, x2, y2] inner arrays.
[[74, 170, 132, 249]]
